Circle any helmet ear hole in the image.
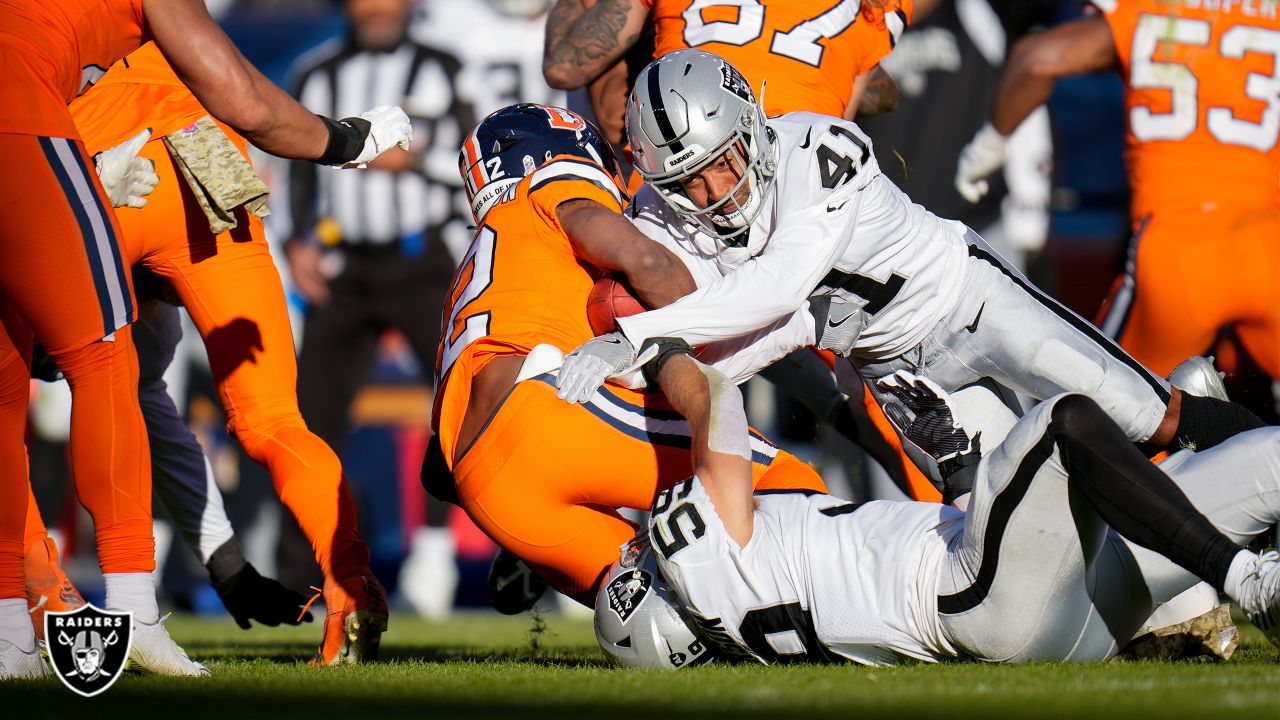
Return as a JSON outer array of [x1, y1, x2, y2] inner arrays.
[[614, 636, 632, 648]]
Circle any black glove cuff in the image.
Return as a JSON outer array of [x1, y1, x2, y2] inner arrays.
[[639, 336, 693, 387], [939, 431, 983, 488], [205, 538, 251, 589], [313, 115, 371, 166]]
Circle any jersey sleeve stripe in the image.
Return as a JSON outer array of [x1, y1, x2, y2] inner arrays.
[[527, 158, 623, 210], [887, 9, 908, 48]]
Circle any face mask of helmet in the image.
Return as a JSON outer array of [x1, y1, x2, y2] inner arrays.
[[627, 49, 777, 245], [653, 137, 765, 240], [594, 534, 715, 669]]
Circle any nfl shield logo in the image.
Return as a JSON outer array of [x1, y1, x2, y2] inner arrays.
[[45, 604, 132, 697]]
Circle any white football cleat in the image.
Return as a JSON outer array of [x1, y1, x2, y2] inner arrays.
[[0, 638, 50, 679], [1168, 356, 1229, 401], [1235, 550, 1280, 648], [127, 616, 209, 677]]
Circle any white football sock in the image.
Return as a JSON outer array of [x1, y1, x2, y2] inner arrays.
[[1222, 549, 1257, 607], [0, 598, 35, 650], [104, 572, 160, 624]]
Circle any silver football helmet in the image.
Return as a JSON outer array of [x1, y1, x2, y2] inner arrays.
[[626, 49, 777, 244], [1167, 356, 1229, 401], [594, 535, 714, 669]]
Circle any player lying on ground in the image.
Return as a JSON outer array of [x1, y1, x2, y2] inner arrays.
[[557, 50, 1267, 479], [595, 348, 1280, 667], [431, 103, 831, 612]]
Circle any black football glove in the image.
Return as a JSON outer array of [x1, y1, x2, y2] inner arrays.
[[206, 539, 313, 629], [876, 370, 977, 464]]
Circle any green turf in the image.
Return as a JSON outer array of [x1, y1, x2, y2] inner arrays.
[[2, 612, 1276, 719]]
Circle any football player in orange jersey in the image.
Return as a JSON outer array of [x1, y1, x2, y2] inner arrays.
[[61, 42, 387, 666], [542, 0, 909, 119], [0, 0, 409, 679], [956, 0, 1280, 385], [436, 104, 827, 608]]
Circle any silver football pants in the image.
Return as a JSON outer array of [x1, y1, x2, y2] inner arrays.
[[856, 229, 1171, 444], [935, 395, 1280, 663]]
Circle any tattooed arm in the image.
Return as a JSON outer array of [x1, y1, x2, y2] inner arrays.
[[543, 0, 649, 89], [846, 65, 900, 119]]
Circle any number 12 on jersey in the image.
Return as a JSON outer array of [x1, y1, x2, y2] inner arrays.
[[437, 226, 496, 382]]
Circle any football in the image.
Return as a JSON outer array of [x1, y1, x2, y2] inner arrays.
[[586, 275, 647, 335]]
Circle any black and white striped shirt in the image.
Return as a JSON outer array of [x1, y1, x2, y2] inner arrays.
[[284, 36, 472, 247]]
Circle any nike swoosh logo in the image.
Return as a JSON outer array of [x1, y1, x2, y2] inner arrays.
[[602, 338, 622, 345], [799, 128, 812, 149], [828, 313, 855, 329], [964, 303, 985, 333], [826, 199, 849, 213]]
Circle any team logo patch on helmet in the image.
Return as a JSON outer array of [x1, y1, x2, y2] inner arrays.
[[46, 604, 132, 697], [605, 569, 653, 623], [719, 63, 753, 103]]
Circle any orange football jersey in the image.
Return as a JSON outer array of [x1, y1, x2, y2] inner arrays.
[[642, 0, 911, 117], [1095, 0, 1280, 216], [433, 156, 626, 464], [0, 0, 147, 136], [70, 43, 210, 155]]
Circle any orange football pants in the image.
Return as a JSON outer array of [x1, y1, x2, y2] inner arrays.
[[1099, 205, 1280, 378], [103, 131, 371, 582], [0, 133, 152, 599], [453, 375, 826, 605]]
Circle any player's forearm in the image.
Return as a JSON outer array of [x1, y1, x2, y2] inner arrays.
[[560, 199, 697, 307], [655, 355, 754, 545], [698, 310, 814, 386], [855, 66, 899, 118], [990, 40, 1059, 136], [542, 0, 642, 89], [147, 0, 328, 159], [991, 17, 1116, 135]]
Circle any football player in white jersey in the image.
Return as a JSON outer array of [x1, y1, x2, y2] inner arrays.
[[555, 49, 1266, 468], [595, 346, 1280, 667]]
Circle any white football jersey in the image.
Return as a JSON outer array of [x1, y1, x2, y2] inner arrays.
[[649, 476, 963, 666], [621, 112, 971, 362]]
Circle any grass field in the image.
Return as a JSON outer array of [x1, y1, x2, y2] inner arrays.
[[2, 612, 1276, 719]]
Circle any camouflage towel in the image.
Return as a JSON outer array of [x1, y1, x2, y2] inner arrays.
[[162, 116, 270, 235]]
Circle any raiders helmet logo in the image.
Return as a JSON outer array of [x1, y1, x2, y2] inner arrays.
[[605, 569, 653, 623], [46, 604, 132, 697], [718, 63, 753, 103]]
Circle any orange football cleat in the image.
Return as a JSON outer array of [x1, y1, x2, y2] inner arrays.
[[24, 537, 86, 641], [308, 575, 388, 666]]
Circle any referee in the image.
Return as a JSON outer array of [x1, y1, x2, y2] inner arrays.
[[281, 0, 472, 590]]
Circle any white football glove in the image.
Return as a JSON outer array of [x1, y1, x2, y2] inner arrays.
[[807, 295, 868, 357], [875, 370, 975, 463], [344, 105, 413, 169], [955, 122, 1009, 204], [95, 128, 159, 208], [556, 332, 637, 404]]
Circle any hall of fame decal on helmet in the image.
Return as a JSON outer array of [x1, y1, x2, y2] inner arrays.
[[45, 604, 132, 697]]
